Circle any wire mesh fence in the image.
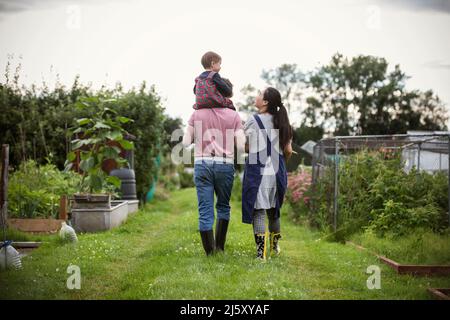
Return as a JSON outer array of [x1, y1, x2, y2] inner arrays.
[[310, 132, 450, 233]]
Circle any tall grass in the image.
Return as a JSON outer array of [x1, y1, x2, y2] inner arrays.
[[351, 229, 450, 265]]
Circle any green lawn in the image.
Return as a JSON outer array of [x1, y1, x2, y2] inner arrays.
[[1, 188, 449, 300]]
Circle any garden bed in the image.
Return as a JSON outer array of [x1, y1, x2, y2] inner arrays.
[[111, 199, 139, 215], [0, 241, 42, 259], [70, 199, 139, 233], [350, 230, 450, 265], [0, 241, 42, 248], [346, 241, 450, 276], [7, 218, 66, 233]]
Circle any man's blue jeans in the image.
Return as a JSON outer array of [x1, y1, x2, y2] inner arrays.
[[194, 160, 235, 232]]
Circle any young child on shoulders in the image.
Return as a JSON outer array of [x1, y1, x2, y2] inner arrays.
[[193, 51, 235, 110]]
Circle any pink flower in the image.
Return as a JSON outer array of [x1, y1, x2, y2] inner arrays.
[[287, 170, 312, 205]]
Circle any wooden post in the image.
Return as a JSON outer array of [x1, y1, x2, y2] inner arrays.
[[1, 144, 9, 233], [333, 139, 339, 232], [59, 195, 68, 221]]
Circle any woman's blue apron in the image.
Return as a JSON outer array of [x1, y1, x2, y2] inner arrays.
[[242, 114, 288, 224]]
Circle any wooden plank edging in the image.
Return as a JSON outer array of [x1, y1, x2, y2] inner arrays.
[[0, 241, 42, 248], [427, 288, 450, 300], [346, 241, 450, 276]]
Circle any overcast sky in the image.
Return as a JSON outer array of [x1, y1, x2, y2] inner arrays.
[[0, 0, 449, 127]]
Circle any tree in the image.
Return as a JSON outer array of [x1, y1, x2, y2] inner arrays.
[[238, 64, 305, 125], [163, 116, 183, 149], [288, 124, 324, 169], [304, 53, 448, 136], [261, 63, 305, 116], [238, 54, 449, 172], [236, 84, 257, 118]]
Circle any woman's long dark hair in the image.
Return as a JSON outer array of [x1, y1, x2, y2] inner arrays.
[[263, 87, 293, 151]]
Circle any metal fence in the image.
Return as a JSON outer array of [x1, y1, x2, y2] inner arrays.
[[311, 133, 450, 232]]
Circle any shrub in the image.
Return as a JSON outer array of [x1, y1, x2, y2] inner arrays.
[[158, 174, 180, 192], [352, 228, 450, 265], [158, 154, 180, 191], [153, 185, 171, 201], [286, 168, 312, 222], [306, 149, 449, 239], [0, 64, 172, 202], [8, 160, 81, 218], [177, 165, 195, 189], [367, 200, 443, 237]]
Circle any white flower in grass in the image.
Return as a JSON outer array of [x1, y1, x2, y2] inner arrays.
[[346, 91, 354, 100]]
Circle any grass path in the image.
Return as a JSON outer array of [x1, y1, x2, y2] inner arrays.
[[1, 188, 449, 299]]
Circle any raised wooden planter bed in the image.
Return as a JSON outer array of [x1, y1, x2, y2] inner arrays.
[[428, 288, 450, 300], [346, 241, 450, 276], [7, 218, 65, 233], [0, 241, 42, 248], [6, 195, 139, 234], [0, 241, 43, 259], [5, 195, 69, 233], [72, 193, 111, 209]]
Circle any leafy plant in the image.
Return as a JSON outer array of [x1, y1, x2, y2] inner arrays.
[[286, 168, 312, 224], [111, 83, 168, 202], [367, 200, 443, 237], [8, 160, 81, 218], [65, 97, 134, 194], [302, 149, 449, 240], [287, 169, 312, 207], [177, 165, 195, 189], [158, 153, 180, 192], [0, 61, 172, 202], [352, 228, 450, 265]]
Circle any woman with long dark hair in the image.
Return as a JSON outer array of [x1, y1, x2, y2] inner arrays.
[[242, 87, 293, 260]]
